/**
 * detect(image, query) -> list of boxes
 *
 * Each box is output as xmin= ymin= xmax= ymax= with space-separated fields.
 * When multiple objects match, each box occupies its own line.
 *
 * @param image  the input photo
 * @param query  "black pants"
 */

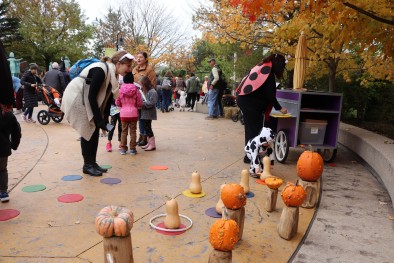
xmin=108 ymin=113 xmax=121 ymax=141
xmin=24 ymin=107 xmax=34 ymax=119
xmin=0 ymin=156 xmax=8 ymax=192
xmin=236 ymin=95 xmax=267 ymax=145
xmin=80 ymin=127 xmax=100 ymax=165
xmin=143 ymin=120 xmax=154 ymax=137
xmin=188 ymin=92 xmax=198 ymax=109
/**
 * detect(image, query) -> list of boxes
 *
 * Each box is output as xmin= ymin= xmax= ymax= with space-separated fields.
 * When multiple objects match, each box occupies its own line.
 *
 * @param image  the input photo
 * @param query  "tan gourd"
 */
xmin=239 ymin=169 xmax=250 ymax=193
xmin=260 ymin=156 xmax=273 ymax=180
xmin=215 ymin=183 xmax=226 ymax=214
xmin=164 ymin=198 xmax=181 ymax=229
xmin=189 ymin=171 xmax=202 ymax=194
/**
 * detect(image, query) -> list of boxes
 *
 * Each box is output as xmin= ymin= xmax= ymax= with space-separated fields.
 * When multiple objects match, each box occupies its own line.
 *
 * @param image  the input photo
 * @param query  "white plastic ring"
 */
xmin=149 ymin=213 xmax=193 ymax=232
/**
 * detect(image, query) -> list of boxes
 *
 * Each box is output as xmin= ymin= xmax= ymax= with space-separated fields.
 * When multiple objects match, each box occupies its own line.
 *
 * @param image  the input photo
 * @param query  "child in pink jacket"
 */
xmin=115 ymin=72 xmax=143 ymax=155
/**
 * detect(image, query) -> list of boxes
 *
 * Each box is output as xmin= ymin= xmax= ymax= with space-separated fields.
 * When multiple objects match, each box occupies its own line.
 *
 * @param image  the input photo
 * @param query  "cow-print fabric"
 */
xmin=244 ymin=127 xmax=275 ymax=174
xmin=236 ymin=61 xmax=272 ymax=96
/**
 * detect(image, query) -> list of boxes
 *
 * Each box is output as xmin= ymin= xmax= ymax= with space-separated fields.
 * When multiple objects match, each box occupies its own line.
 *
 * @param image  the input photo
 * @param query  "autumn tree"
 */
xmin=0 ymin=1 xmax=20 ymax=44
xmin=6 ymin=0 xmax=94 ymax=69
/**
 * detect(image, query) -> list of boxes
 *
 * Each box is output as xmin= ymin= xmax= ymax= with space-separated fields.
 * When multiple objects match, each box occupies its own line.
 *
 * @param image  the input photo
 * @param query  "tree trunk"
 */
xmin=103 ymin=235 xmax=134 ymax=263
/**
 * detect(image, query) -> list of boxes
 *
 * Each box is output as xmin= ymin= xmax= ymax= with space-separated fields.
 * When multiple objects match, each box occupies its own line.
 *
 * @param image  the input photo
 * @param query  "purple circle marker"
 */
xmin=205 ymin=207 xmax=222 ymax=218
xmin=62 ymin=175 xmax=83 ymax=181
xmin=100 ymin=178 xmax=121 ymax=185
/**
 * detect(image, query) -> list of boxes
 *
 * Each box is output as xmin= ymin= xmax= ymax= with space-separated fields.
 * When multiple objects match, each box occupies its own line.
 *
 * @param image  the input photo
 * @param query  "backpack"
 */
xmin=69 ymin=58 xmax=100 ymax=79
xmin=162 ymin=78 xmax=172 ymax=90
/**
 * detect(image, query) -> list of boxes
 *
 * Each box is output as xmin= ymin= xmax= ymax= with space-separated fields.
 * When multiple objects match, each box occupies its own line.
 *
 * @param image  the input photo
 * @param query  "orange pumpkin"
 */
xmin=209 ymin=208 xmax=239 ymax=251
xmin=221 ymin=183 xmax=247 ymax=209
xmin=281 ymin=183 xmax=307 ymax=207
xmin=297 ymin=149 xmax=324 ymax=182
xmin=95 ymin=205 xmax=134 ymax=237
xmin=265 ymin=177 xmax=283 ymax=189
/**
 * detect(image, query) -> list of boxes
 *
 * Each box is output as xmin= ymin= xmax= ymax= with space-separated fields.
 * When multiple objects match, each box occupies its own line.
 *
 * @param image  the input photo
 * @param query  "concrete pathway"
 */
xmin=1 ymin=104 xmax=393 ymax=263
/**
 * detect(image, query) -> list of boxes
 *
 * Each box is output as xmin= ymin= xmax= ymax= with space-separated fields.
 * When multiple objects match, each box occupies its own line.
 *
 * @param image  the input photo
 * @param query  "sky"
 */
xmin=76 ymin=0 xmax=200 ymax=38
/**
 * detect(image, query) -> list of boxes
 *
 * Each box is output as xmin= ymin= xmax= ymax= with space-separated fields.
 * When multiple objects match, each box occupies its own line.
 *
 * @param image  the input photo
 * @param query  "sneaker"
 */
xmin=21 ymin=114 xmax=27 ymax=122
xmin=106 ymin=142 xmax=112 ymax=152
xmin=205 ymin=116 xmax=215 ymax=120
xmin=0 ymin=192 xmax=10 ymax=202
xmin=120 ymin=149 xmax=127 ymax=155
xmin=28 ymin=118 xmax=36 ymax=123
xmin=129 ymin=149 xmax=137 ymax=155
xmin=118 ymin=144 xmax=123 ymax=150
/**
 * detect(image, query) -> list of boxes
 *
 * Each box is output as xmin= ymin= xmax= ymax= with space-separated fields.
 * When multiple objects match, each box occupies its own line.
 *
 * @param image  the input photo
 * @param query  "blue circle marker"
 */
xmin=62 ymin=175 xmax=83 ymax=181
xmin=246 ymin=191 xmax=255 ymax=198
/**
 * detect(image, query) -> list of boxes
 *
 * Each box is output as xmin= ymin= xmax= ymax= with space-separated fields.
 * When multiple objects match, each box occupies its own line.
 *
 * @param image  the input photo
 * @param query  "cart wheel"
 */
xmin=51 ymin=114 xmax=64 ymax=123
xmin=37 ymin=110 xmax=50 ymax=125
xmin=317 ymin=148 xmax=337 ymax=163
xmin=231 ymin=112 xmax=239 ymax=122
xmin=274 ymin=129 xmax=289 ymax=163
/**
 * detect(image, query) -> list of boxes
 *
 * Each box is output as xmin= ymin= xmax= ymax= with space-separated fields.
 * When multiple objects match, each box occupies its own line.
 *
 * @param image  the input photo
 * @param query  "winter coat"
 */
xmin=43 ymin=69 xmax=66 ymax=94
xmin=132 ymin=63 xmax=157 ymax=87
xmin=115 ymin=84 xmax=143 ymax=119
xmin=21 ymin=70 xmax=42 ymax=108
xmin=175 ymin=78 xmax=186 ymax=92
xmin=61 ymin=62 xmax=118 ymax=141
xmin=0 ymin=111 xmax=21 ymax=157
xmin=186 ymin=76 xmax=201 ymax=94
xmin=141 ymin=89 xmax=158 ymax=120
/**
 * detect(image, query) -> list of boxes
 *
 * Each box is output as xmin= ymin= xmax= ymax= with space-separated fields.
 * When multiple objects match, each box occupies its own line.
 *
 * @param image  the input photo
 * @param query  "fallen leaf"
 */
xmin=388 ymin=216 xmax=394 ymax=220
xmin=379 ymin=201 xmax=388 ymax=205
xmin=48 ymin=222 xmax=53 ymax=227
xmin=75 ymin=221 xmax=80 ymax=224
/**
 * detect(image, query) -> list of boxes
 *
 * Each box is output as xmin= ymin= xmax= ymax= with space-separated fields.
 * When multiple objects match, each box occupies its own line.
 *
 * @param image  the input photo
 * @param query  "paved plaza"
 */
xmin=1 ymin=104 xmax=393 ymax=263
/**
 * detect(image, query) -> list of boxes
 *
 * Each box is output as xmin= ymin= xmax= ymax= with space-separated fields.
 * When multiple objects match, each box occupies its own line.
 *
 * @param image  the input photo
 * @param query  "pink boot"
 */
xmin=145 ymin=137 xmax=156 ymax=151
xmin=141 ymin=137 xmax=151 ymax=149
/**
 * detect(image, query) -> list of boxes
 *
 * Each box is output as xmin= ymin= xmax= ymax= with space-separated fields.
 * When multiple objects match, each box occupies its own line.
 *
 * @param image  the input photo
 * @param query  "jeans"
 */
xmin=138 ymin=110 xmax=146 ymax=136
xmin=162 ymin=89 xmax=172 ymax=111
xmin=208 ymin=89 xmax=220 ymax=117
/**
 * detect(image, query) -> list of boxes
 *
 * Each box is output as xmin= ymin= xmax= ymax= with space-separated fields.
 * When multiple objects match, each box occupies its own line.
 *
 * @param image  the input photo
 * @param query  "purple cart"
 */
xmin=268 ymin=89 xmax=343 ymax=163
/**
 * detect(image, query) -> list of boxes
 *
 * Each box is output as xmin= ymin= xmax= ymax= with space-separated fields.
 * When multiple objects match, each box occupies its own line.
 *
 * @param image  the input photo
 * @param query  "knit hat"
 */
xmin=30 ymin=63 xmax=38 ymax=70
xmin=123 ymin=72 xmax=134 ymax=84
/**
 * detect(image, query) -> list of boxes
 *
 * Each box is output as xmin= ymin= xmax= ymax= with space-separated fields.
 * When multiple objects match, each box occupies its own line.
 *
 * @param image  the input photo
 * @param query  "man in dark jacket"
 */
xmin=0 ymin=104 xmax=21 ymax=202
xmin=44 ymin=62 xmax=66 ymax=94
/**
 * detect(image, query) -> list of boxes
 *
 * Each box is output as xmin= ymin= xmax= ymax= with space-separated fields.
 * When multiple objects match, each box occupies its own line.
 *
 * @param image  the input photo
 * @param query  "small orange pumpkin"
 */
xmin=209 ymin=208 xmax=239 ymax=251
xmin=95 ymin=205 xmax=134 ymax=237
xmin=221 ymin=183 xmax=247 ymax=209
xmin=281 ymin=183 xmax=307 ymax=207
xmin=297 ymin=148 xmax=324 ymax=182
xmin=265 ymin=177 xmax=283 ymax=189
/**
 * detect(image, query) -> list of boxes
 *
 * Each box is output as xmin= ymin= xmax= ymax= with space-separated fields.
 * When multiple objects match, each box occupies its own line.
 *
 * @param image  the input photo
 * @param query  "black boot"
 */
xmin=93 ymin=163 xmax=108 ymax=173
xmin=83 ymin=164 xmax=103 ymax=176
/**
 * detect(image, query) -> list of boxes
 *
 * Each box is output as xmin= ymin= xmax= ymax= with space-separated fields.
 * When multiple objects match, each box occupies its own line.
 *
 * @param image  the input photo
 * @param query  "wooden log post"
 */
xmin=298 ymin=179 xmax=319 ymax=208
xmin=225 ymin=207 xmax=245 ymax=240
xmin=277 ymin=206 xmax=299 ymax=240
xmin=103 ymin=234 xmax=134 ymax=263
xmin=208 ymin=249 xmax=232 ymax=263
xmin=265 ymin=188 xmax=278 ymax=212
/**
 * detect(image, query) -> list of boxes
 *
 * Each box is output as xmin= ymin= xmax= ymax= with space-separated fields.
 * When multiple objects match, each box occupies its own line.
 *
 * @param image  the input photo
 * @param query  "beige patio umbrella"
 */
xmin=293 ymin=31 xmax=307 ymax=90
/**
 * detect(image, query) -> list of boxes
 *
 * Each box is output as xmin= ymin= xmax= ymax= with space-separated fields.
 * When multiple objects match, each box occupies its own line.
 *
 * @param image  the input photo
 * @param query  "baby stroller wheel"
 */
xmin=232 ymin=112 xmax=239 ymax=122
xmin=51 ymin=113 xmax=64 ymax=123
xmin=37 ymin=110 xmax=50 ymax=125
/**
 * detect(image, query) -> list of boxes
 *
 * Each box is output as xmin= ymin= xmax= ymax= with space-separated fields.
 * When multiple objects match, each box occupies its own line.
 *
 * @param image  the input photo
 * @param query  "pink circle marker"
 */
xmin=150 ymin=166 xmax=168 ymax=170
xmin=0 ymin=209 xmax=20 ymax=221
xmin=155 ymin=222 xmax=186 ymax=235
xmin=57 ymin=194 xmax=84 ymax=203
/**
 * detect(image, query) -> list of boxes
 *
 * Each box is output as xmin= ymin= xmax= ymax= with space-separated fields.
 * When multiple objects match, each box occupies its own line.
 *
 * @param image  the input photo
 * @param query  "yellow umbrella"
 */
xmin=293 ymin=31 xmax=307 ymax=90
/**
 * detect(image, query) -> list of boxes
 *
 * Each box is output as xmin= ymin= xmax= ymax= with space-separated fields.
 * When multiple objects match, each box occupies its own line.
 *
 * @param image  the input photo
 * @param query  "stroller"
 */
xmin=36 ymin=84 xmax=64 ymax=125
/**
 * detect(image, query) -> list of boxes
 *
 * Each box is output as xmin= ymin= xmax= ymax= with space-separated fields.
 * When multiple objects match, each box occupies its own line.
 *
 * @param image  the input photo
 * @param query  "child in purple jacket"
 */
xmin=115 ymin=72 xmax=143 ymax=155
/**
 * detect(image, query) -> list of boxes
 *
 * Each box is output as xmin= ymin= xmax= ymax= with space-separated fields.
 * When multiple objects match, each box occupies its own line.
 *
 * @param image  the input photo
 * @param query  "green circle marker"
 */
xmin=22 ymin=185 xmax=46 ymax=193
xmin=100 ymin=165 xmax=112 ymax=169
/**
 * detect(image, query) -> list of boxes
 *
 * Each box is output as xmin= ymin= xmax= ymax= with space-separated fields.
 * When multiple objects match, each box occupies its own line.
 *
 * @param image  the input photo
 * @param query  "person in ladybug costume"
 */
xmin=236 ymin=53 xmax=288 ymax=163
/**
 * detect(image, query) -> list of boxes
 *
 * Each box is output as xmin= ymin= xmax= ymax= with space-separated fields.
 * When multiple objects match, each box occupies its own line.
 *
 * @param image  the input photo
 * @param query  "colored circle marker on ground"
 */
xmin=57 ymin=194 xmax=84 ymax=203
xmin=100 ymin=165 xmax=112 ymax=169
xmin=150 ymin=165 xmax=168 ymax=170
xmin=100 ymin=178 xmax=121 ymax=185
xmin=328 ymin=163 xmax=337 ymax=167
xmin=246 ymin=191 xmax=255 ymax=198
xmin=255 ymin=179 xmax=266 ymax=185
xmin=182 ymin=189 xmax=206 ymax=198
xmin=155 ymin=222 xmax=187 ymax=236
xmin=205 ymin=207 xmax=222 ymax=218
xmin=62 ymin=175 xmax=83 ymax=181
xmin=22 ymin=184 xmax=46 ymax=192
xmin=0 ymin=209 xmax=20 ymax=221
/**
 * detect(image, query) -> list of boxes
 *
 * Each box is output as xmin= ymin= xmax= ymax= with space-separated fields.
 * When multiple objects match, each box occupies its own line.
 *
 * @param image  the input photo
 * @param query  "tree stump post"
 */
xmin=265 ymin=188 xmax=278 ymax=212
xmin=225 ymin=207 xmax=245 ymax=240
xmin=208 ymin=249 xmax=232 ymax=263
xmin=103 ymin=234 xmax=134 ymax=263
xmin=298 ymin=179 xmax=319 ymax=208
xmin=277 ymin=206 xmax=299 ymax=240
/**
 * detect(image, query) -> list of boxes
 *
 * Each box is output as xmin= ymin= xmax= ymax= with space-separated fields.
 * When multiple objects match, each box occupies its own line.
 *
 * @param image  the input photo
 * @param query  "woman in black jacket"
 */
xmin=236 ymin=54 xmax=288 ymax=163
xmin=20 ymin=63 xmax=42 ymax=123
